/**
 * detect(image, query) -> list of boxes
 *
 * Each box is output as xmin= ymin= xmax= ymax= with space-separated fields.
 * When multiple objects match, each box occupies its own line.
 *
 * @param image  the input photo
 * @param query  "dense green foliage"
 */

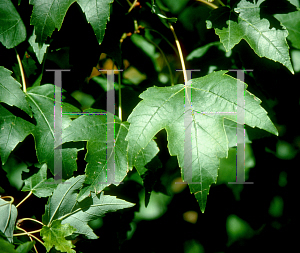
xmin=0 ymin=0 xmax=299 ymax=252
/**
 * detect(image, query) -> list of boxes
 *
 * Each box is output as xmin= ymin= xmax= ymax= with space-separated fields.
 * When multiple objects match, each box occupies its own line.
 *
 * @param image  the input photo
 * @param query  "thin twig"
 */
xmin=14 ymin=229 xmax=42 ymax=236
xmin=118 ymin=71 xmax=122 ymax=121
xmin=15 ymin=226 xmax=41 ymax=253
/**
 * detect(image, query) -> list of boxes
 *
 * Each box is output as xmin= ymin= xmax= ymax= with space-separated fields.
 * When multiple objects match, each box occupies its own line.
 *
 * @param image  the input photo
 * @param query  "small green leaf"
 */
xmin=40 ymin=220 xmax=76 ymax=253
xmin=61 ymin=192 xmax=135 ymax=239
xmin=15 ymin=241 xmax=35 ymax=253
xmin=0 ymin=238 xmax=17 ymax=253
xmin=21 ymin=164 xmax=58 ymax=198
xmin=0 ymin=105 xmax=34 ymax=165
xmin=0 ymin=198 xmax=18 ymax=243
xmin=186 ymin=42 xmax=229 ymax=61
xmin=0 ymin=0 xmax=26 ymax=48
xmin=29 ymin=29 xmax=50 ymax=64
xmin=0 ymin=67 xmax=32 ymax=117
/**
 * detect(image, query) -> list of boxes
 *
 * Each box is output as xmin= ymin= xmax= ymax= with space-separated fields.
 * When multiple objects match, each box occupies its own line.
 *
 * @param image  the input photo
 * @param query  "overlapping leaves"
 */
xmin=0 ymin=198 xmax=17 ymax=243
xmin=61 ymin=111 xmax=159 ymax=201
xmin=26 ymin=84 xmax=81 ymax=176
xmin=206 ymin=0 xmax=294 ymax=73
xmin=42 ymin=175 xmax=135 ymax=240
xmin=21 ymin=164 xmax=58 ymax=198
xmin=30 ymin=0 xmax=114 ymax=44
xmin=126 ymin=70 xmax=278 ymax=212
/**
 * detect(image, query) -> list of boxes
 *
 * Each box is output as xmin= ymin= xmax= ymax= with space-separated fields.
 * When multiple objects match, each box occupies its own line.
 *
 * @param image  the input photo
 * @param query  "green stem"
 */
xmin=17 ymin=217 xmax=45 ymax=226
xmin=14 ymin=229 xmax=42 ymax=236
xmin=143 ymin=36 xmax=174 ymax=86
xmin=16 ymin=191 xmax=32 ymax=208
xmin=0 ymin=196 xmax=14 ymax=204
xmin=118 ymin=70 xmax=122 ymax=121
xmin=128 ymin=0 xmax=138 ymax=13
xmin=15 ymin=49 xmax=27 ymax=92
xmin=16 ymin=226 xmax=44 ymax=252
xmin=216 ymin=0 xmax=225 ymax=6
xmin=196 ymin=0 xmax=218 ymax=9
xmin=144 ymin=28 xmax=179 ymax=57
xmin=168 ymin=23 xmax=187 ymax=83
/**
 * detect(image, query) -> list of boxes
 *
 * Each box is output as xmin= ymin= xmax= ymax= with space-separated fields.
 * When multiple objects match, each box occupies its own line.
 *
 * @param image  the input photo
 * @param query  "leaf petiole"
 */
xmin=16 ymin=191 xmax=32 ymax=208
xmin=15 ymin=49 xmax=27 ymax=93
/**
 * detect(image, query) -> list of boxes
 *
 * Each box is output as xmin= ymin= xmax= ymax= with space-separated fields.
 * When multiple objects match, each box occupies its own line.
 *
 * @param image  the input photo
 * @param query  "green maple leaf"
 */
xmin=0 ymin=105 xmax=34 ymax=165
xmin=30 ymin=0 xmax=114 ymax=44
xmin=40 ymin=220 xmax=76 ymax=253
xmin=77 ymin=0 xmax=114 ymax=44
xmin=61 ymin=110 xmax=159 ymax=201
xmin=26 ymin=84 xmax=81 ymax=177
xmin=275 ymin=10 xmax=300 ymax=49
xmin=21 ymin=164 xmax=58 ymax=198
xmin=206 ymin=0 xmax=294 ymax=73
xmin=0 ymin=198 xmax=17 ymax=243
xmin=0 ymin=67 xmax=32 ymax=117
xmin=42 ymin=175 xmax=135 ymax=239
xmin=125 ymin=70 xmax=278 ymax=213
xmin=29 ymin=29 xmax=50 ymax=64
xmin=0 ymin=0 xmax=26 ymax=48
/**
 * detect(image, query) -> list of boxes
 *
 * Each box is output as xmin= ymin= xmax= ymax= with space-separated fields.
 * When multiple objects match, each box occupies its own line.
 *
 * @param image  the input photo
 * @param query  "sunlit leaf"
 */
xmin=40 ymin=220 xmax=76 ymax=253
xmin=126 ymin=70 xmax=278 ymax=212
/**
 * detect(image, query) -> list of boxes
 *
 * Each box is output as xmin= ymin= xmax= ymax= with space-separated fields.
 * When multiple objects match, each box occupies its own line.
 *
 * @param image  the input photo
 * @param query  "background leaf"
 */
xmin=15 ymin=241 xmax=35 ymax=253
xmin=0 ymin=198 xmax=17 ymax=243
xmin=21 ymin=164 xmax=58 ymax=198
xmin=0 ymin=105 xmax=34 ymax=165
xmin=29 ymin=29 xmax=50 ymax=64
xmin=0 ymin=238 xmax=17 ymax=253
xmin=0 ymin=0 xmax=26 ymax=48
xmin=0 ymin=67 xmax=32 ymax=117
xmin=275 ymin=11 xmax=300 ymax=49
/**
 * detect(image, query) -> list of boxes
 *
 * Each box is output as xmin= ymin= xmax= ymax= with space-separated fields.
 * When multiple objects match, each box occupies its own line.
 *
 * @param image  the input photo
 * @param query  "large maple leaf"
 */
xmin=126 ymin=70 xmax=278 ymax=213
